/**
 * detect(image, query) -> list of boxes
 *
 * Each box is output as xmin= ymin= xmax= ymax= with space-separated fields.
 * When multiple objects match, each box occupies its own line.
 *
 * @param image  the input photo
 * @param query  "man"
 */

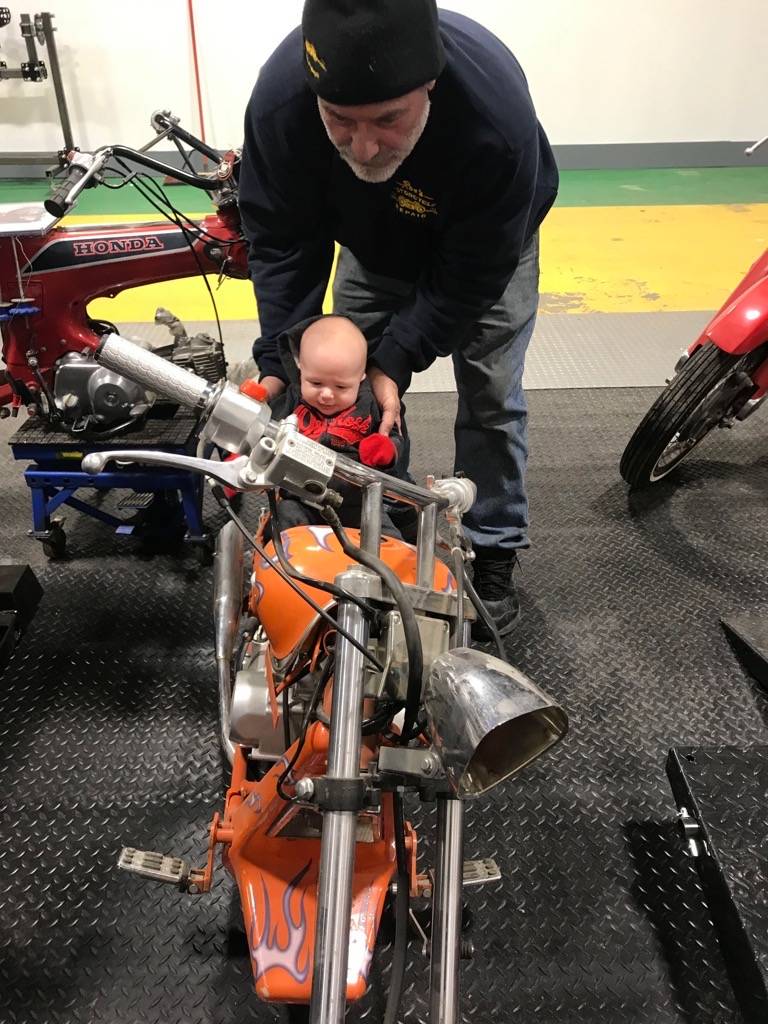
xmin=239 ymin=0 xmax=558 ymax=641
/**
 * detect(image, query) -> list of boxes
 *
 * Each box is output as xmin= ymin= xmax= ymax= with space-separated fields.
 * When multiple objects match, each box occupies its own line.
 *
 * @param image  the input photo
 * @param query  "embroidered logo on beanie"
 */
xmin=304 ymin=39 xmax=327 ymax=80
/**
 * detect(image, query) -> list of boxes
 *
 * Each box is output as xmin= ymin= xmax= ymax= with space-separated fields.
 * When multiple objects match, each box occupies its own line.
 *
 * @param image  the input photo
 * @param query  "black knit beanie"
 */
xmin=301 ymin=0 xmax=446 ymax=105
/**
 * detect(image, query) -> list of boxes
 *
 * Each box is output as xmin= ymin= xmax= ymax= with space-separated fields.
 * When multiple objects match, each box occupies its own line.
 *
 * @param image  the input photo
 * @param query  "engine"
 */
xmin=53 ymin=352 xmax=155 ymax=430
xmin=51 ymin=308 xmax=227 ymax=434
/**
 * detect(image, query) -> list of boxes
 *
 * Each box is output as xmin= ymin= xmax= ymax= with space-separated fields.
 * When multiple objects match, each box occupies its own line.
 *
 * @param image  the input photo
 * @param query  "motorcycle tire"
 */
xmin=619 ymin=340 xmax=766 ymax=488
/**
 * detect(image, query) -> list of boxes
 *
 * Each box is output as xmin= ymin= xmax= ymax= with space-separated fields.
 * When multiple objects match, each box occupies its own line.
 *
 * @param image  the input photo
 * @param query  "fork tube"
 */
xmin=430 ymin=795 xmax=465 ymax=1024
xmin=417 ymin=503 xmax=438 ymax=587
xmin=360 ymin=481 xmax=383 ymax=555
xmin=310 ymin=571 xmax=370 ymax=1024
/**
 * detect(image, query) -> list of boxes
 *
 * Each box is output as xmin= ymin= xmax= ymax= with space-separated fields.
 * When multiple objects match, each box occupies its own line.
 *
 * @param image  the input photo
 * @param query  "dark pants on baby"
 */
xmin=332 ymin=235 xmax=540 ymax=552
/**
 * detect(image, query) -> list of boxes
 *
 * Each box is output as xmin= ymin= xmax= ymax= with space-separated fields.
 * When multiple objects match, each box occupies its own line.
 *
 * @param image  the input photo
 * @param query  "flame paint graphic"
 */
xmin=250 ymin=861 xmax=313 ymax=985
xmin=442 ymin=571 xmax=456 ymax=594
xmin=347 ymin=884 xmax=378 ymax=986
xmin=279 ymin=531 xmax=293 ymax=561
xmin=307 ymin=525 xmax=335 ymax=552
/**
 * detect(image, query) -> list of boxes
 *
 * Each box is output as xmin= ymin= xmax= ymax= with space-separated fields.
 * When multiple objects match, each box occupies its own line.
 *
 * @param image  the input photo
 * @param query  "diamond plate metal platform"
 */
xmin=667 ymin=748 xmax=768 ymax=1024
xmin=1 ymin=387 xmax=767 ymax=1023
xmin=8 ymin=403 xmax=199 ymax=451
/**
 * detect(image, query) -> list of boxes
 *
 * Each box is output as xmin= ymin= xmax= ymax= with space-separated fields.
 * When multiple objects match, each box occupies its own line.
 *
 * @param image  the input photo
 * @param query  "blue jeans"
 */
xmin=332 ymin=235 xmax=540 ymax=551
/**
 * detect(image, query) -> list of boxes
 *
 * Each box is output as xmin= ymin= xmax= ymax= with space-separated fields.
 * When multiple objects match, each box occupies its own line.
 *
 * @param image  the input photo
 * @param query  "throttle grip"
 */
xmin=97 ymin=333 xmax=213 ymax=410
xmin=44 ymin=164 xmax=89 ymax=218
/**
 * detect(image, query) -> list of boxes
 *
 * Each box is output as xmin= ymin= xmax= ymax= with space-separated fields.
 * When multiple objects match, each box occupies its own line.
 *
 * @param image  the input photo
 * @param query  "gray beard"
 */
xmin=320 ymin=99 xmax=431 ymax=184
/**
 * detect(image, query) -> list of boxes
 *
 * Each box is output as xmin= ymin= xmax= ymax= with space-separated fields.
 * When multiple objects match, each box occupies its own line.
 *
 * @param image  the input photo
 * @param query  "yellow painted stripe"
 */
xmin=63 ymin=205 xmax=768 ymax=321
xmin=540 ymin=202 xmax=768 ymax=313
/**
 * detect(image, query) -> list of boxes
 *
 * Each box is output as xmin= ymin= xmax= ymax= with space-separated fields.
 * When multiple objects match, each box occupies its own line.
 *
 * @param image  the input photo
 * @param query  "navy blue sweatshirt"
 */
xmin=239 ymin=10 xmax=558 ymax=394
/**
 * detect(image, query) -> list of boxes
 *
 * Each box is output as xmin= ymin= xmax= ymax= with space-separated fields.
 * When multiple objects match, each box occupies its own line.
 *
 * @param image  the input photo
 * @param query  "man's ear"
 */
xmin=426 ymin=79 xmax=436 ymax=93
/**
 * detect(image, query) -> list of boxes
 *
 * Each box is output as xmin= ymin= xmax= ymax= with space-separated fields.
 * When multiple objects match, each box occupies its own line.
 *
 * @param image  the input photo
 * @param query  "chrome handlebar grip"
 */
xmin=98 ymin=333 xmax=214 ymax=412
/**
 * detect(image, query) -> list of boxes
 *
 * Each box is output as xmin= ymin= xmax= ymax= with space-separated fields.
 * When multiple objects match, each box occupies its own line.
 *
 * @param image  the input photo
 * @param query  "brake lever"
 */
xmin=82 ymin=450 xmax=248 ymax=489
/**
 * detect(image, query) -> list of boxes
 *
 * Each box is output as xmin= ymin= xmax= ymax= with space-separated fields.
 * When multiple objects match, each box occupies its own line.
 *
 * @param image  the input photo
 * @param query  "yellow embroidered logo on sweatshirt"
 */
xmin=392 ymin=180 xmax=438 ymax=219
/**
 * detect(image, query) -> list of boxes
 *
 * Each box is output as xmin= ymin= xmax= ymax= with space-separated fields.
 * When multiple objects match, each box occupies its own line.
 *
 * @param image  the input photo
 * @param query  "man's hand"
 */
xmin=368 ymin=366 xmax=401 ymax=435
xmin=259 ymin=375 xmax=287 ymax=400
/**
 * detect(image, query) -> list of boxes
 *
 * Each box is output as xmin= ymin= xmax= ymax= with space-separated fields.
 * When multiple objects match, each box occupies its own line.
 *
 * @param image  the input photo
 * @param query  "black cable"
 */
xmin=461 ymin=564 xmax=505 ymax=661
xmin=101 ymin=175 xmax=136 ymax=190
xmin=172 ymin=134 xmax=199 ymax=175
xmin=267 ymin=491 xmax=377 ymax=618
xmin=282 ymin=683 xmax=292 ymax=753
xmin=121 ymin=160 xmax=239 ymax=248
xmin=276 ymin=657 xmax=332 ymax=802
xmin=133 ymin=171 xmax=224 ymax=347
xmin=313 ymin=697 xmax=404 ymax=735
xmin=362 ymin=699 xmax=405 ymax=736
xmin=132 ymin=169 xmax=235 ymax=244
xmin=209 ymin=485 xmax=382 ymax=671
xmin=384 ymin=788 xmax=409 ymax=1024
xmin=113 ymin=158 xmax=224 ymax=345
xmin=321 ymin=506 xmax=423 ymax=744
xmin=69 ymin=415 xmax=143 ymax=439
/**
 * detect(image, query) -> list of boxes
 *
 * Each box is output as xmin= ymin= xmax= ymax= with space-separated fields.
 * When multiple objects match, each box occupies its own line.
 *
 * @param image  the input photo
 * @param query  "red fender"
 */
xmin=700 ymin=276 xmax=768 ymax=356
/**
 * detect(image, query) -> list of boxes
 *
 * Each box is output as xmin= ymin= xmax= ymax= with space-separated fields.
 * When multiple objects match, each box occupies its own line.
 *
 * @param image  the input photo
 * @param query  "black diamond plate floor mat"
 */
xmin=2 ymin=387 xmax=767 ymax=1024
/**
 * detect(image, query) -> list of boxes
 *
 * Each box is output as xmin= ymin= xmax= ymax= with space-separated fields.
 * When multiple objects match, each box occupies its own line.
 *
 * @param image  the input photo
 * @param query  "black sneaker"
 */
xmin=471 ymin=550 xmax=521 ymax=642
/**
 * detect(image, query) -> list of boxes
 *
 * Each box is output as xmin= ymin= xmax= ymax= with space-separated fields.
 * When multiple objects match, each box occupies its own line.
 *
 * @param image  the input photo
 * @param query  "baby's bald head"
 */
xmin=298 ymin=316 xmax=368 ymax=415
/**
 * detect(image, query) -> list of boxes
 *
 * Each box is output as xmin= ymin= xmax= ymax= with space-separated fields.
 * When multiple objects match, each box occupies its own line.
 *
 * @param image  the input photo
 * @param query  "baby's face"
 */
xmin=299 ymin=332 xmax=366 ymax=416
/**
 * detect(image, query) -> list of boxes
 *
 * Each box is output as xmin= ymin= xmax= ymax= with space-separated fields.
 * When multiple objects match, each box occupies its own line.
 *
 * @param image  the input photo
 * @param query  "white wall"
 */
xmin=2 ymin=0 xmax=767 ymax=155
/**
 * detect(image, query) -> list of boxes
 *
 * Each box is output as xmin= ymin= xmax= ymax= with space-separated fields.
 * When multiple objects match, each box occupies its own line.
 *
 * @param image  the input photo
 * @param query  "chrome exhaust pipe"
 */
xmin=424 ymin=648 xmax=568 ymax=797
xmin=213 ymin=520 xmax=245 ymax=764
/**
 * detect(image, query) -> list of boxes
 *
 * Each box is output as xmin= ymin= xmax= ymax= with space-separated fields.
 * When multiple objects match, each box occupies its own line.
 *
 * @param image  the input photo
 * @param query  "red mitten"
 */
xmin=359 ymin=433 xmax=397 ymax=468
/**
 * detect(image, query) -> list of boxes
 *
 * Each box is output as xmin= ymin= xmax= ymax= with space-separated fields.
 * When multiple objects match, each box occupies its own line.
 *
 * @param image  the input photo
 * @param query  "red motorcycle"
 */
xmin=0 ymin=111 xmax=248 ymax=434
xmin=620 ymin=134 xmax=768 ymax=487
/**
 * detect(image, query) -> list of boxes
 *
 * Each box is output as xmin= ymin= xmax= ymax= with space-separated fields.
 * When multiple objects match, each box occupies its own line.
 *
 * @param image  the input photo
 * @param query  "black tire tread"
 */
xmin=620 ymin=342 xmax=749 ymax=488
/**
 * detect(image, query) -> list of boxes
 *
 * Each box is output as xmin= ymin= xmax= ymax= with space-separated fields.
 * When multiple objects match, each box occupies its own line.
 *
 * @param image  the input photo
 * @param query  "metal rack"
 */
xmin=1 ymin=10 xmax=74 ymax=171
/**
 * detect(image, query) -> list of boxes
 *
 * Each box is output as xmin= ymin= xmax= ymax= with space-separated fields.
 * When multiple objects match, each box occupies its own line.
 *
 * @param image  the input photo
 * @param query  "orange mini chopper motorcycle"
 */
xmin=81 ymin=333 xmax=569 ymax=1023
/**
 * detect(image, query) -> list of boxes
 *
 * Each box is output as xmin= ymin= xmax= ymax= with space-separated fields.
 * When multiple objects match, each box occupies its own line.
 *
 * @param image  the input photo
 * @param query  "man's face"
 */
xmin=317 ymin=83 xmax=434 ymax=184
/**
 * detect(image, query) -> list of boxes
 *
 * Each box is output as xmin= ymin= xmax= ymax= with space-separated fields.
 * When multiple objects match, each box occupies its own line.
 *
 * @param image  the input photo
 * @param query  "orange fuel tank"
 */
xmin=249 ymin=525 xmax=456 ymax=661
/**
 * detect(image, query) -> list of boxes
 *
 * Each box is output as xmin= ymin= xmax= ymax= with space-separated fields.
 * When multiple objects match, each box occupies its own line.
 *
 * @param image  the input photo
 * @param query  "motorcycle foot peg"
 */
xmin=118 ymin=847 xmax=195 ymax=891
xmin=117 ymin=491 xmax=155 ymax=511
xmin=460 ymin=858 xmax=501 ymax=888
xmin=417 ymin=857 xmax=501 ymax=899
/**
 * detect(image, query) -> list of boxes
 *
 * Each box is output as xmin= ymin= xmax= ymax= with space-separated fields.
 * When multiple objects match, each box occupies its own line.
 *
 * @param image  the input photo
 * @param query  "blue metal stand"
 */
xmin=9 ymin=409 xmax=210 ymax=558
xmin=24 ymin=467 xmax=206 ymax=539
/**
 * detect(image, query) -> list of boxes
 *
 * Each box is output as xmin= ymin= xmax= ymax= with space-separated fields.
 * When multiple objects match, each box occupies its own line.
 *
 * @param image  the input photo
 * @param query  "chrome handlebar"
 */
xmin=85 ymin=333 xmax=476 ymax=514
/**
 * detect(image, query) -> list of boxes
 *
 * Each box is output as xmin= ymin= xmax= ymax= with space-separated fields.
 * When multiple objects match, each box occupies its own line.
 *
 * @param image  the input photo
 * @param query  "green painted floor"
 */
xmin=1 ymin=166 xmax=767 ymax=212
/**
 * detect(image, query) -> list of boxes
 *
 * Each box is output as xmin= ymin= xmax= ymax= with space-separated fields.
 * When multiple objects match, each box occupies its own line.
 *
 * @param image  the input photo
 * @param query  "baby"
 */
xmin=267 ymin=314 xmax=403 ymax=531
